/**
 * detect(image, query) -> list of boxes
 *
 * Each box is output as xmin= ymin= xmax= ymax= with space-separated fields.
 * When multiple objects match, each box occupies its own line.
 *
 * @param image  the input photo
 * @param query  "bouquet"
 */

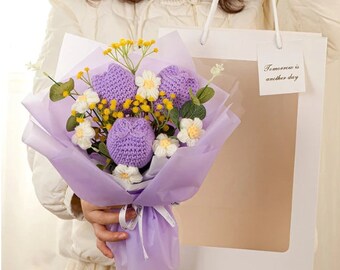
xmin=22 ymin=31 xmax=240 ymax=270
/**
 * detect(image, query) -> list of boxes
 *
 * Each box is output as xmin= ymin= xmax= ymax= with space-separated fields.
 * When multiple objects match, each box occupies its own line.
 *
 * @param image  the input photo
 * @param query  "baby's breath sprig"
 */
xmin=157 ymin=94 xmax=176 ymax=131
xmin=133 ymin=39 xmax=158 ymax=74
xmin=116 ymin=92 xmax=176 ymax=136
xmin=91 ymin=98 xmax=119 ymax=134
xmin=104 ymin=39 xmax=135 ymax=72
xmin=76 ymin=67 xmax=93 ymax=87
xmin=103 ymin=38 xmax=159 ymax=75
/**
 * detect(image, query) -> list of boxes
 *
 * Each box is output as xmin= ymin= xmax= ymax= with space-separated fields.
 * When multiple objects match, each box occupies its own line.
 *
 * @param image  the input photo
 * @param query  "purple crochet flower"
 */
xmin=107 ymin=117 xmax=155 ymax=168
xmin=91 ymin=63 xmax=137 ymax=105
xmin=158 ymin=65 xmax=200 ymax=107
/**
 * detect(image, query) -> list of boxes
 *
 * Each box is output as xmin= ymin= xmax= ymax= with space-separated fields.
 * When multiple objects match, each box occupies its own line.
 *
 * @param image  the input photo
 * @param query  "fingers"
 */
xmin=85 ymin=208 xmax=137 ymax=225
xmin=85 ymin=210 xmax=119 ymax=224
xmin=96 ymin=239 xmax=114 ymax=259
xmin=81 ymin=199 xmax=123 ymax=212
xmin=80 ymin=200 xmax=136 ymax=257
xmin=93 ymin=223 xmax=129 ymax=242
xmin=80 ymin=199 xmax=123 ymax=211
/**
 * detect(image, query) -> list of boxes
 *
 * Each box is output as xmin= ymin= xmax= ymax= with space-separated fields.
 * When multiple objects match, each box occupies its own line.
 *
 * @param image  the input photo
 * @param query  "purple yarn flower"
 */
xmin=107 ymin=117 xmax=155 ymax=168
xmin=91 ymin=63 xmax=137 ymax=105
xmin=158 ymin=65 xmax=200 ymax=107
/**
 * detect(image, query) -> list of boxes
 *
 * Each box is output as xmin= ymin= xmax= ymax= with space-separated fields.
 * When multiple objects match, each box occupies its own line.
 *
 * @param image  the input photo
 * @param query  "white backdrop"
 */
xmin=1 ymin=1 xmax=66 ymax=269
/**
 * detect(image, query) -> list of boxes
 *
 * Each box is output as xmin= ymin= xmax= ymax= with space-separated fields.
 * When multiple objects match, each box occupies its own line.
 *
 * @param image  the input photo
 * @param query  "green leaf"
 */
xmin=66 ymin=115 xmax=78 ymax=131
xmin=191 ymin=104 xmax=206 ymax=120
xmin=169 ymin=107 xmax=180 ymax=129
xmin=196 ymin=86 xmax=215 ymax=104
xmin=180 ymin=100 xmax=194 ymax=118
xmin=189 ymin=88 xmax=201 ymax=106
xmin=49 ymin=78 xmax=74 ymax=102
xmin=98 ymin=142 xmax=110 ymax=158
xmin=96 ymin=164 xmax=105 ymax=170
xmin=180 ymin=100 xmax=206 ymax=120
xmin=192 ymin=96 xmax=201 ymax=106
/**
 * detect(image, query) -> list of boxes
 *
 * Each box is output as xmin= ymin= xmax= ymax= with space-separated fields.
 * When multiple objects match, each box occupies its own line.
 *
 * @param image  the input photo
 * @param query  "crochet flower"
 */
xmin=135 ymin=70 xmax=161 ymax=100
xmin=158 ymin=65 xmax=199 ymax=107
xmin=112 ymin=165 xmax=143 ymax=184
xmin=71 ymin=89 xmax=100 ymax=113
xmin=152 ymin=134 xmax=179 ymax=157
xmin=71 ymin=119 xmax=95 ymax=150
xmin=177 ymin=118 xmax=204 ymax=147
xmin=91 ymin=63 xmax=137 ymax=105
xmin=106 ymin=117 xmax=155 ymax=168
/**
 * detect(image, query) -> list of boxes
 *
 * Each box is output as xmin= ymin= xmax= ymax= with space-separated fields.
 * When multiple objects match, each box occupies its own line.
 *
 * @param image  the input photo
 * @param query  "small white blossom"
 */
xmin=152 ymin=134 xmax=179 ymax=157
xmin=177 ymin=118 xmax=204 ymax=147
xmin=112 ymin=165 xmax=143 ymax=184
xmin=71 ymin=89 xmax=100 ymax=113
xmin=135 ymin=70 xmax=161 ymax=100
xmin=71 ymin=119 xmax=95 ymax=150
xmin=210 ymin=64 xmax=224 ymax=78
xmin=26 ymin=61 xmax=41 ymax=71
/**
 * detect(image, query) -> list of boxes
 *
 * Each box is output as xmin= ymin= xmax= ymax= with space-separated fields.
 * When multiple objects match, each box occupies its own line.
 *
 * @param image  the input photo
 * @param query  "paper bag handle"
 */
xmin=271 ymin=0 xmax=282 ymax=49
xmin=200 ymin=0 xmax=219 ymax=45
xmin=200 ymin=0 xmax=283 ymax=49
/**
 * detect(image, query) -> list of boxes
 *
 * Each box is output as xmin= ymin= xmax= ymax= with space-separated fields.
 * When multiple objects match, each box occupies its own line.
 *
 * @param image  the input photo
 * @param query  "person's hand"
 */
xmin=81 ymin=200 xmax=137 ymax=258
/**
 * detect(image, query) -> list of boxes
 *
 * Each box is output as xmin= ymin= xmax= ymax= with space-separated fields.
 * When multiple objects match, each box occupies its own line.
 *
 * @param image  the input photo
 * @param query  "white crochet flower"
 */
xmin=152 ymin=134 xmax=179 ymax=157
xmin=112 ymin=165 xmax=143 ymax=184
xmin=71 ymin=89 xmax=100 ymax=113
xmin=71 ymin=119 xmax=95 ymax=150
xmin=135 ymin=70 xmax=161 ymax=100
xmin=177 ymin=118 xmax=204 ymax=147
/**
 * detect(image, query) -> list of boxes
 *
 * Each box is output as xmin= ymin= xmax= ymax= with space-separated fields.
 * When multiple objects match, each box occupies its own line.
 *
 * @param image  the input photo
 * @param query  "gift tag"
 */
xmin=257 ymin=41 xmax=306 ymax=96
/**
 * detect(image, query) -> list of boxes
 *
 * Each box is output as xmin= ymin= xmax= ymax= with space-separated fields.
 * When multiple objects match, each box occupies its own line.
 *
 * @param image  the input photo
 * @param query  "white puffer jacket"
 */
xmin=30 ymin=0 xmax=272 ymax=268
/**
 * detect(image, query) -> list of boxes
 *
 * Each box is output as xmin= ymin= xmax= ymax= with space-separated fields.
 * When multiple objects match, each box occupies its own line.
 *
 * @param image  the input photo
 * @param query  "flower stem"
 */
xmin=43 ymin=72 xmax=60 ymax=86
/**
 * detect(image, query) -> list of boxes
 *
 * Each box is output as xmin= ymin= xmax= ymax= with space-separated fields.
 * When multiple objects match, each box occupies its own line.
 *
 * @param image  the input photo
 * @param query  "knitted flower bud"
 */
xmin=107 ymin=117 xmax=155 ymax=168
xmin=158 ymin=65 xmax=199 ymax=107
xmin=92 ymin=63 xmax=137 ymax=105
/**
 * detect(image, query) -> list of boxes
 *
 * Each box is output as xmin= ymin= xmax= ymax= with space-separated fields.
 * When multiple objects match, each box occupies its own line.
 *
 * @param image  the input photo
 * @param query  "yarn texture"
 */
xmin=107 ymin=117 xmax=155 ymax=168
xmin=92 ymin=63 xmax=137 ymax=104
xmin=158 ymin=65 xmax=199 ymax=107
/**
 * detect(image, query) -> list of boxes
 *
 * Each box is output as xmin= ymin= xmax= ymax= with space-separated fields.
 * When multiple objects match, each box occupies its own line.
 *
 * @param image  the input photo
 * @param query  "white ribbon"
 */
xmin=118 ymin=205 xmax=176 ymax=259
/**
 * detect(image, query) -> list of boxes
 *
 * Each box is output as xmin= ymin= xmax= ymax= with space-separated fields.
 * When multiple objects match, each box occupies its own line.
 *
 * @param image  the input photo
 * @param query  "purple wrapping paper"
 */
xmin=22 ymin=32 xmax=240 ymax=270
xmin=106 ymin=206 xmax=179 ymax=270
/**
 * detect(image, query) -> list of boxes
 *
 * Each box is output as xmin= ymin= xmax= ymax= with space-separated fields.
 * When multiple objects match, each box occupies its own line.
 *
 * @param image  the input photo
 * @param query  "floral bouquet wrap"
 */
xmin=22 ymin=32 xmax=240 ymax=270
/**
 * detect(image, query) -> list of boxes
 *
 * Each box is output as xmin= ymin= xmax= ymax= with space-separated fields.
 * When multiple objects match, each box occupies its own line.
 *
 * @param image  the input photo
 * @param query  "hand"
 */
xmin=81 ymin=199 xmax=137 ymax=258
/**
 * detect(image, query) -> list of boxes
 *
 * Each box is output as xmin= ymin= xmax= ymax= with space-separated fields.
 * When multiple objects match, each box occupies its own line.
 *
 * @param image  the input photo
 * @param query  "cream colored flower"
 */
xmin=210 ymin=63 xmax=224 ymax=78
xmin=152 ymin=134 xmax=179 ymax=157
xmin=71 ymin=89 xmax=100 ymax=113
xmin=135 ymin=70 xmax=161 ymax=100
xmin=112 ymin=165 xmax=143 ymax=184
xmin=26 ymin=61 xmax=41 ymax=71
xmin=177 ymin=118 xmax=204 ymax=147
xmin=71 ymin=119 xmax=95 ymax=150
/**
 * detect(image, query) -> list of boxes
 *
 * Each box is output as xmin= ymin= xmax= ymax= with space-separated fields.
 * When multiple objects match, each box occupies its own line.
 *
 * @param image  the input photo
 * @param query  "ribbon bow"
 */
xmin=118 ymin=204 xmax=176 ymax=259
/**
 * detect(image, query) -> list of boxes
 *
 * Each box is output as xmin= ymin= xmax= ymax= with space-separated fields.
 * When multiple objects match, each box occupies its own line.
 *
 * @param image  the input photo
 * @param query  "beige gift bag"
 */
xmin=160 ymin=1 xmax=327 ymax=269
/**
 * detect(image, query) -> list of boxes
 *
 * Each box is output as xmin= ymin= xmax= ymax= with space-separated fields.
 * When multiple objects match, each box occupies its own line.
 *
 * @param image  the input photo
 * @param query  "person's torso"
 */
xmin=66 ymin=0 xmax=268 ymax=44
xmin=56 ymin=0 xmax=269 ymax=265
